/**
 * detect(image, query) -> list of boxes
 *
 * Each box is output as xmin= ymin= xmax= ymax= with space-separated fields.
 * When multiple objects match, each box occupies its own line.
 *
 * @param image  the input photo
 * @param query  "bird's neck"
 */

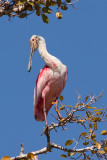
xmin=38 ymin=42 xmax=50 ymax=63
xmin=38 ymin=41 xmax=60 ymax=70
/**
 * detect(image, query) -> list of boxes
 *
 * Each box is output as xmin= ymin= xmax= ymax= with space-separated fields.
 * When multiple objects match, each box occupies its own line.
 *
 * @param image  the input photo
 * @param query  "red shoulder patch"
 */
xmin=36 ymin=65 xmax=49 ymax=85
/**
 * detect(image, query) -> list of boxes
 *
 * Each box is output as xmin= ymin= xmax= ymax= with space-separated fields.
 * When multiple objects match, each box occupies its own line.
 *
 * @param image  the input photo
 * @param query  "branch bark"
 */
xmin=10 ymin=143 xmax=96 ymax=160
xmin=2 ymin=91 xmax=106 ymax=160
xmin=0 ymin=2 xmax=29 ymax=16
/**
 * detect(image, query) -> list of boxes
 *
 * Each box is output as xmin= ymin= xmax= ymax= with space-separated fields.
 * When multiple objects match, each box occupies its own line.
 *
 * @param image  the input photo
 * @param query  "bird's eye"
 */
xmin=32 ymin=39 xmax=35 ymax=41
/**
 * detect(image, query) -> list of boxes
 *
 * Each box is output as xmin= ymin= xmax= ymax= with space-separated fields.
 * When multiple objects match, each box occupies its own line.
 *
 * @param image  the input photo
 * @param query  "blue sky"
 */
xmin=0 ymin=0 xmax=107 ymax=159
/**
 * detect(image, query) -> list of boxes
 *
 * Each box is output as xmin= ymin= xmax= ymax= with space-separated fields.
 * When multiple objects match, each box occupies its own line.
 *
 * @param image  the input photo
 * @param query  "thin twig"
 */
xmin=20 ymin=143 xmax=24 ymax=156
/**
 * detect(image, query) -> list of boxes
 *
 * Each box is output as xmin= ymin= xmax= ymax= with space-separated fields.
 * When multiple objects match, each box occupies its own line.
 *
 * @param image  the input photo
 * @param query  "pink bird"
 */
xmin=28 ymin=35 xmax=67 ymax=127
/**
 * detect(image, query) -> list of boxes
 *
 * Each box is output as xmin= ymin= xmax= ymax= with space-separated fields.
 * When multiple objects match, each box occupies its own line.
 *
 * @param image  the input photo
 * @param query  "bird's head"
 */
xmin=27 ymin=35 xmax=40 ymax=72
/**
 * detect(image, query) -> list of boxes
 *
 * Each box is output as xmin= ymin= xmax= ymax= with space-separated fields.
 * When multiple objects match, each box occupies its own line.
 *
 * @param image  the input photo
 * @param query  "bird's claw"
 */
xmin=41 ymin=124 xmax=50 ymax=136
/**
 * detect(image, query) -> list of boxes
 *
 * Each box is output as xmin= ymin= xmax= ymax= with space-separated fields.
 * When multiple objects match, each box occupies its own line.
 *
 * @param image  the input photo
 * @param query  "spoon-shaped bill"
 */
xmin=27 ymin=47 xmax=34 ymax=72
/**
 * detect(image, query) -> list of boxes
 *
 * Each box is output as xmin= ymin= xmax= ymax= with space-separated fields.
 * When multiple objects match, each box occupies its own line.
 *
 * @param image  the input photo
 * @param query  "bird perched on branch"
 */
xmin=28 ymin=35 xmax=67 ymax=127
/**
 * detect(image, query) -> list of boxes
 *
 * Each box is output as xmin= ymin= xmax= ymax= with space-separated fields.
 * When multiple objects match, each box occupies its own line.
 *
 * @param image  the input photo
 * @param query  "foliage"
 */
xmin=1 ymin=91 xmax=107 ymax=160
xmin=0 ymin=0 xmax=79 ymax=23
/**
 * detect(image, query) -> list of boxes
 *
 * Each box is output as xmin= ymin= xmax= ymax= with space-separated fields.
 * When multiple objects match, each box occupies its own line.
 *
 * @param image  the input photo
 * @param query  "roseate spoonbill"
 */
xmin=27 ymin=35 xmax=67 ymax=126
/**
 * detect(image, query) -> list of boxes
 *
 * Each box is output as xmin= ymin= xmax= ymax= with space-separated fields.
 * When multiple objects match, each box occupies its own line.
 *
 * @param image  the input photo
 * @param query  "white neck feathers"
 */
xmin=38 ymin=37 xmax=65 ymax=72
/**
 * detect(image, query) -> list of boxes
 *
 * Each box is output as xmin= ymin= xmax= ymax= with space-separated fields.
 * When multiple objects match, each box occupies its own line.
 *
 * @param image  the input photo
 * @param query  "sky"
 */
xmin=0 ymin=0 xmax=107 ymax=159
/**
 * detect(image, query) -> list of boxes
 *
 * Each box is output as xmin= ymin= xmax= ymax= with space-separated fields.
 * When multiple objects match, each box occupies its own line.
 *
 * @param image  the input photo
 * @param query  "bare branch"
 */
xmin=48 ymin=91 xmax=104 ymax=132
xmin=2 ymin=91 xmax=107 ymax=160
xmin=11 ymin=146 xmax=48 ymax=160
xmin=10 ymin=142 xmax=96 ymax=160
xmin=20 ymin=143 xmax=24 ymax=156
xmin=51 ymin=142 xmax=95 ymax=153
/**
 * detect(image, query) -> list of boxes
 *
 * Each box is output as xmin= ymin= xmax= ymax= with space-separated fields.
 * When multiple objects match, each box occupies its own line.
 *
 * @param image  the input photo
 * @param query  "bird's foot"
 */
xmin=41 ymin=124 xmax=50 ymax=136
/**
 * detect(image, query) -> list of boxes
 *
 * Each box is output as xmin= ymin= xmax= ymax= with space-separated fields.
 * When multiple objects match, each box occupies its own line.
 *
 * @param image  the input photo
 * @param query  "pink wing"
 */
xmin=34 ymin=65 xmax=67 ymax=122
xmin=34 ymin=65 xmax=54 ymax=121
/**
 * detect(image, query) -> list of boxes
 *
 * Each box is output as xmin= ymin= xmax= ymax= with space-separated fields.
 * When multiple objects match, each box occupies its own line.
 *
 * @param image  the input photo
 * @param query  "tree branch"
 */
xmin=2 ymin=91 xmax=107 ymax=160
xmin=10 ymin=142 xmax=96 ymax=160
xmin=0 ymin=0 xmax=79 ymax=18
xmin=50 ymin=142 xmax=95 ymax=153
xmin=48 ymin=91 xmax=104 ymax=133
xmin=0 ymin=2 xmax=28 ymax=16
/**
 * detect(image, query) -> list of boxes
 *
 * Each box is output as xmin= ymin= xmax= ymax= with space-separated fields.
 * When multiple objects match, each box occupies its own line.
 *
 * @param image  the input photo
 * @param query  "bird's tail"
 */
xmin=34 ymin=108 xmax=45 ymax=121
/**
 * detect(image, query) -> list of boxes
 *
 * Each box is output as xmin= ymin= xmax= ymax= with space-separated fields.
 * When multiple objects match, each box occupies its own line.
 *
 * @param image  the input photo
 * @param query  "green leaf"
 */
xmin=92 ymin=117 xmax=101 ymax=122
xmin=85 ymin=96 xmax=89 ymax=103
xmin=35 ymin=5 xmax=41 ymax=10
xmin=41 ymin=14 xmax=49 ymax=23
xmin=86 ymin=111 xmax=90 ymax=118
xmin=36 ymin=10 xmax=41 ymax=16
xmin=89 ymin=123 xmax=93 ymax=128
xmin=91 ymin=150 xmax=96 ymax=154
xmin=83 ymin=141 xmax=89 ymax=146
xmin=68 ymin=152 xmax=75 ymax=156
xmin=96 ymin=111 xmax=102 ymax=115
xmin=26 ymin=5 xmax=33 ymax=11
xmin=65 ymin=140 xmax=73 ymax=146
xmin=19 ymin=13 xmax=27 ymax=18
xmin=78 ymin=119 xmax=84 ymax=123
xmin=61 ymin=5 xmax=68 ymax=10
xmin=96 ymin=142 xmax=101 ymax=149
xmin=91 ymin=134 xmax=96 ymax=139
xmin=59 ymin=118 xmax=65 ymax=123
xmin=42 ymin=7 xmax=52 ymax=14
xmin=55 ymin=109 xmax=60 ymax=112
xmin=59 ymin=105 xmax=65 ymax=110
xmin=51 ymin=1 xmax=57 ymax=6
xmin=66 ymin=0 xmax=71 ymax=2
xmin=59 ymin=95 xmax=63 ymax=101
xmin=92 ymin=138 xmax=97 ymax=144
xmin=15 ymin=0 xmax=26 ymax=5
xmin=105 ymin=140 xmax=107 ymax=146
xmin=101 ymin=130 xmax=107 ymax=135
xmin=27 ymin=1 xmax=35 ymax=7
xmin=103 ymin=147 xmax=107 ymax=153
xmin=57 ymin=0 xmax=61 ymax=7
xmin=81 ymin=132 xmax=88 ymax=136
xmin=39 ymin=0 xmax=44 ymax=4
xmin=93 ymin=108 xmax=103 ymax=112
xmin=86 ymin=105 xmax=96 ymax=109
xmin=52 ymin=101 xmax=57 ymax=104
xmin=61 ymin=154 xmax=67 ymax=158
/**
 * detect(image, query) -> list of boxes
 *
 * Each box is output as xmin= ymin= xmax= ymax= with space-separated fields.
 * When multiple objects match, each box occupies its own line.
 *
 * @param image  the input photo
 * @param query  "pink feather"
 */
xmin=34 ymin=65 xmax=67 ymax=121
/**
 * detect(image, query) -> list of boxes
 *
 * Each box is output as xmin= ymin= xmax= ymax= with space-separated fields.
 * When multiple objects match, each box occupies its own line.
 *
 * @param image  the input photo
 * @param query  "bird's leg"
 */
xmin=42 ymin=98 xmax=51 ymax=151
xmin=41 ymin=95 xmax=50 ymax=136
xmin=55 ymin=99 xmax=62 ymax=120
xmin=41 ymin=96 xmax=50 ymax=136
xmin=43 ymin=96 xmax=47 ymax=126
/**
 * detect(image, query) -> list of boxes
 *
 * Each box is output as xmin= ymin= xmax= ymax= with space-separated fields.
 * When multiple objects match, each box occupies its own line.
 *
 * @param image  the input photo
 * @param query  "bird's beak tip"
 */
xmin=27 ymin=65 xmax=31 ymax=72
xmin=27 ymin=67 xmax=31 ymax=72
xmin=27 ymin=69 xmax=30 ymax=72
